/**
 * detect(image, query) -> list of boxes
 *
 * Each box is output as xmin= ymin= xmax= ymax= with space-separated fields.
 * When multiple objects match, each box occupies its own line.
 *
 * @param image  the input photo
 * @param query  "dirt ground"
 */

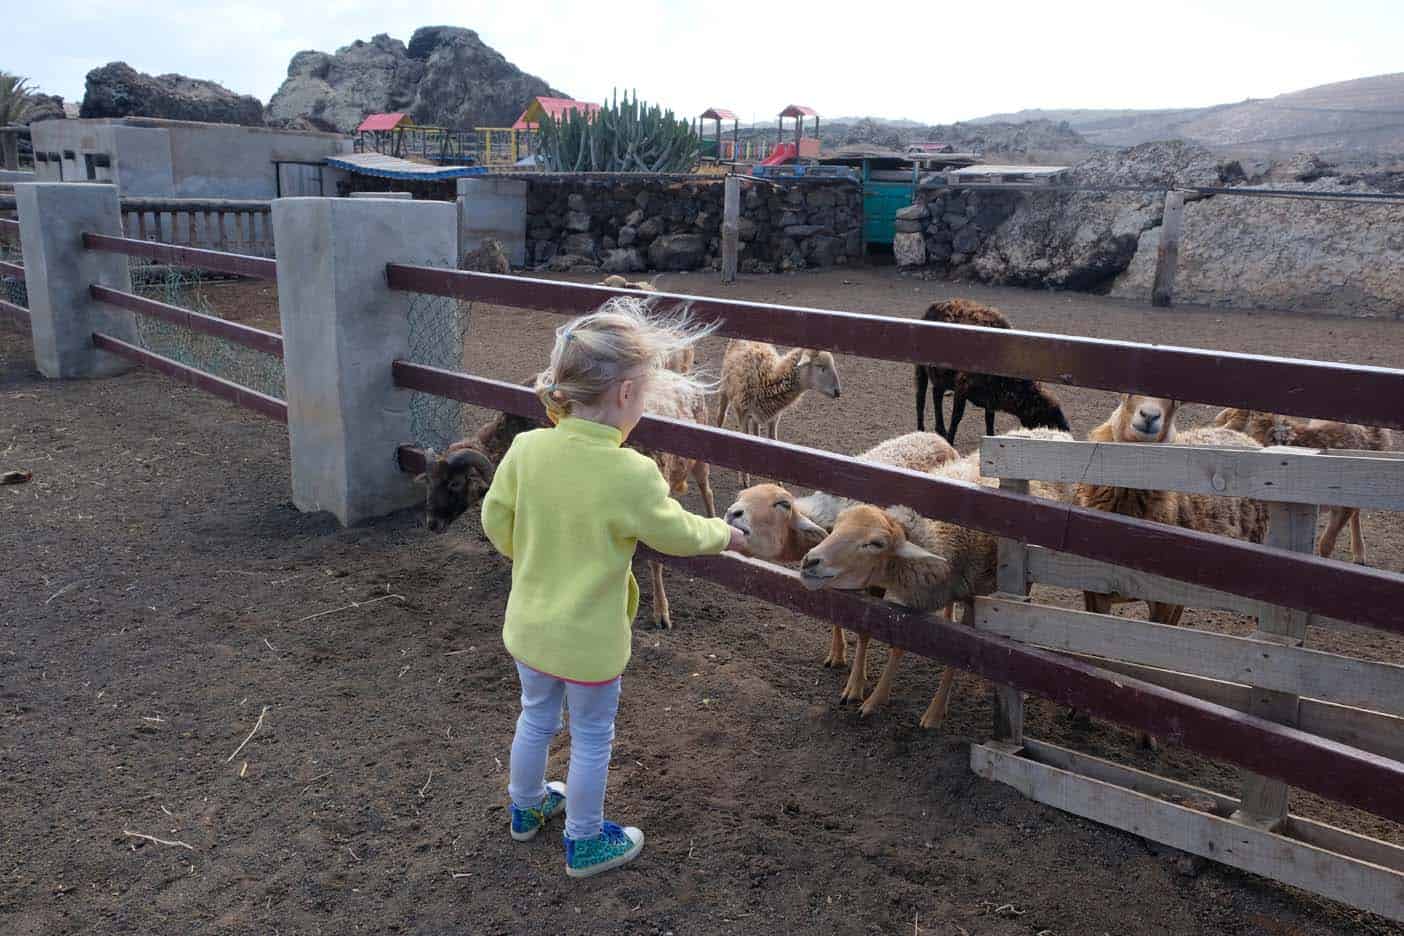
xmin=2 ymin=266 xmax=1402 ymax=936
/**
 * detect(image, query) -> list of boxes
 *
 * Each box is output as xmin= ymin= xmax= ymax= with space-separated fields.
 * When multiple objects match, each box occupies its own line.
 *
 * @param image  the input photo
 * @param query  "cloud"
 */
xmin=7 ymin=0 xmax=1402 ymax=123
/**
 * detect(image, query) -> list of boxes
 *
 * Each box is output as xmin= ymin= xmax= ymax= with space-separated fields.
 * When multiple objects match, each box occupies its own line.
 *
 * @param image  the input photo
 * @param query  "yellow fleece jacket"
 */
xmin=481 ymin=416 xmax=731 ymax=683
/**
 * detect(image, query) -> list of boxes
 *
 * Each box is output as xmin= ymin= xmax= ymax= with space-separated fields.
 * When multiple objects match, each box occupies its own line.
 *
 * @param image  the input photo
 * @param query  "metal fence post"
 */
xmin=14 ymin=182 xmax=139 ymax=378
xmin=271 ymin=196 xmax=457 ymax=525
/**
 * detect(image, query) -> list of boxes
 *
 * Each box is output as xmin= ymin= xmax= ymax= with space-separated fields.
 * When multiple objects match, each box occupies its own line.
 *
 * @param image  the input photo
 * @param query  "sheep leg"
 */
xmin=915 ymin=366 xmax=929 ymax=432
xmin=859 ymin=646 xmax=904 ymax=718
xmin=839 ymin=633 xmax=869 ymax=704
xmin=984 ymin=406 xmax=996 ymax=437
xmin=918 ymin=605 xmax=958 ymax=730
xmin=1149 ymin=602 xmax=1185 ymax=627
xmin=649 ymin=560 xmax=671 ymax=630
xmin=1083 ymin=591 xmax=1113 ymax=615
xmin=1317 ymin=506 xmax=1349 ymax=560
xmin=713 ymin=392 xmax=730 ymax=428
xmin=738 ymin=415 xmax=756 ymax=487
xmin=1349 ymin=509 xmax=1366 ymax=564
xmin=933 ymin=389 xmax=949 ymax=441
xmin=692 ymin=460 xmax=716 ymax=518
xmin=822 ymin=625 xmax=847 ymax=668
xmin=947 ymin=391 xmax=967 ymax=445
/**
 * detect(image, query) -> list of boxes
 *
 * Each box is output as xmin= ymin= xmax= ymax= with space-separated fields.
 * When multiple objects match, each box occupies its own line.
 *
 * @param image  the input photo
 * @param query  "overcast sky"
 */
xmin=10 ymin=0 xmax=1402 ymax=124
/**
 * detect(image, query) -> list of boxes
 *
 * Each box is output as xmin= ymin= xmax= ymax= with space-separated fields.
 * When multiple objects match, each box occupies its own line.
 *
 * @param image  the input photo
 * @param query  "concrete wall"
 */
xmin=31 ymin=118 xmax=348 ymax=199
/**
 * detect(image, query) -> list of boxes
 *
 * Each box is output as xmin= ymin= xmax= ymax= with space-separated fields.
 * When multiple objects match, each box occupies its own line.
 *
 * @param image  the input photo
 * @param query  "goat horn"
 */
xmin=446 ymin=447 xmax=495 ymax=479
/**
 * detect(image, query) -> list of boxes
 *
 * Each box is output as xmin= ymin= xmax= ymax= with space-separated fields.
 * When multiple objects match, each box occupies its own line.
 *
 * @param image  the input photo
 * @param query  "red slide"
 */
xmin=759 ymin=142 xmax=797 ymax=166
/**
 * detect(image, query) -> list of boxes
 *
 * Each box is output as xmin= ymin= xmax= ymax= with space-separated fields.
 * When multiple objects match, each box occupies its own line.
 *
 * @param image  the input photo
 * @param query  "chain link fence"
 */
xmin=405 ymin=287 xmax=472 ymax=451
xmin=131 ymin=265 xmax=285 ymax=401
xmin=1 ymin=238 xmax=24 ymax=310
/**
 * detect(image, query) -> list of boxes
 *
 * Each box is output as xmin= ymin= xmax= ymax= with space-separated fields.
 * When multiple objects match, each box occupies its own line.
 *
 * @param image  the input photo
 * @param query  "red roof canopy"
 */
xmin=512 ymin=97 xmax=602 ymax=130
xmin=357 ymin=112 xmax=410 ymax=133
xmin=700 ymin=108 xmax=737 ymax=120
xmin=779 ymin=105 xmax=818 ymax=118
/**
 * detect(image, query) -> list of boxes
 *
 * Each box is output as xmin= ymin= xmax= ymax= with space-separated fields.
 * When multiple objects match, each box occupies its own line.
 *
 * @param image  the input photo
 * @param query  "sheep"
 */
xmin=1076 ymin=396 xmax=1270 ymax=627
xmin=1212 ymin=408 xmax=1393 ymax=564
xmin=714 ymin=341 xmax=841 ymax=485
xmin=914 ymin=299 xmax=1072 ymax=444
xmin=460 ymin=237 xmax=511 ymax=274
xmin=796 ymin=428 xmax=1076 ymax=726
xmin=722 ymin=432 xmax=959 ymax=684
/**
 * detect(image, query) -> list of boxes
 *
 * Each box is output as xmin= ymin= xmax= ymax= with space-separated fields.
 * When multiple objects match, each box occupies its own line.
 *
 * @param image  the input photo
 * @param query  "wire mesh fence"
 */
xmin=131 ymin=265 xmax=285 ymax=400
xmin=1 ymin=238 xmax=25 ymax=310
xmin=405 ymin=288 xmax=472 ymax=451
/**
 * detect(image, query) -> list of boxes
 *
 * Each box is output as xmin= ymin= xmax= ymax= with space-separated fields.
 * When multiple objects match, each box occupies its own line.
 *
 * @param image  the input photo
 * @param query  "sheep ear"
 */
xmin=791 ymin=512 xmax=827 ymax=537
xmin=893 ymin=539 xmax=946 ymax=565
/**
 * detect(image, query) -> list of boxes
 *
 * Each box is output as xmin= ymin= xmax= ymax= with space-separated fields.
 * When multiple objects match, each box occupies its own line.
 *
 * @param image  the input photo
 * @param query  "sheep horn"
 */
xmin=446 ymin=447 xmax=495 ymax=481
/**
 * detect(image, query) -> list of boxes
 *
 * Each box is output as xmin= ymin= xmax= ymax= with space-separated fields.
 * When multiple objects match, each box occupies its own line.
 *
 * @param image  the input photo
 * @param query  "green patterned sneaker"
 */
xmin=564 ymin=820 xmax=645 ymax=878
xmin=510 ymin=781 xmax=567 ymax=842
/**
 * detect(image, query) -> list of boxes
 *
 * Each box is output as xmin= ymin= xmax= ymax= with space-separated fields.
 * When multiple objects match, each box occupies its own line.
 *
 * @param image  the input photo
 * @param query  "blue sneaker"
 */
xmin=564 ymin=820 xmax=645 ymax=878
xmin=510 ymin=781 xmax=567 ymax=842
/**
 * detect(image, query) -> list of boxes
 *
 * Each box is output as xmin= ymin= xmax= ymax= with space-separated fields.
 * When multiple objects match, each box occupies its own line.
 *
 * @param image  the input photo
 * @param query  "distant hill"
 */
xmin=963 ymin=73 xmax=1404 ymax=155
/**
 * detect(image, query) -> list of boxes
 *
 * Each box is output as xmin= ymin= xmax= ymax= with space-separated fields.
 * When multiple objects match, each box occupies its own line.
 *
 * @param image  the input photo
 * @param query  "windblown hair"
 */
xmin=533 ymin=297 xmax=716 ymax=423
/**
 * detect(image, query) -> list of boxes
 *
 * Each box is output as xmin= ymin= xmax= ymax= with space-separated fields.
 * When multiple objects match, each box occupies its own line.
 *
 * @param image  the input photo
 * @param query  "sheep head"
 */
xmin=418 ymin=445 xmax=495 ymax=534
xmin=800 ymin=505 xmax=948 ymax=594
xmin=724 ymin=483 xmax=828 ymax=562
xmin=797 ymin=350 xmax=841 ymax=399
xmin=1021 ymin=385 xmax=1072 ymax=433
xmin=1110 ymin=395 xmax=1179 ymax=443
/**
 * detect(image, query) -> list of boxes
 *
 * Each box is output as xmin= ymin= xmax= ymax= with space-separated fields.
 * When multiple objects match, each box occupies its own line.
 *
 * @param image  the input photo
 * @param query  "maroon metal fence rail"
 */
xmin=384 ymin=266 xmax=1404 ymax=430
xmin=83 ymin=232 xmax=277 ymax=281
xmin=392 ymin=362 xmax=1404 ymax=634
xmin=643 ymin=548 xmax=1404 ymax=825
xmin=0 ymin=299 xmax=29 ymax=325
xmin=0 ymin=261 xmax=23 ymax=281
xmin=92 ymin=333 xmax=288 ymax=423
xmin=0 ymin=218 xmax=19 ymax=240
xmin=90 ymin=284 xmax=284 ymax=358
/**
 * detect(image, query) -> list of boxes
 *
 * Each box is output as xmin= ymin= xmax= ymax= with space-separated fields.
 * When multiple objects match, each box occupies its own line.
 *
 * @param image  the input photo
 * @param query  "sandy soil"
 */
xmin=2 ymin=266 xmax=1401 ymax=935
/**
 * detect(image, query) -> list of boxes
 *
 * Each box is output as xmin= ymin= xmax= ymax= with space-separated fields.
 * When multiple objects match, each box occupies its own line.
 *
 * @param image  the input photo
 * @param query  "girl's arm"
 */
xmin=626 ymin=456 xmax=731 ymax=557
xmin=480 ymin=445 xmax=519 ymax=559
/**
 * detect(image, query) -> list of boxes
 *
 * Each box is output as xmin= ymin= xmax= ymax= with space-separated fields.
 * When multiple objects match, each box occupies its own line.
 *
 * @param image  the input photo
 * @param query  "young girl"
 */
xmin=481 ymin=298 xmax=746 ymax=878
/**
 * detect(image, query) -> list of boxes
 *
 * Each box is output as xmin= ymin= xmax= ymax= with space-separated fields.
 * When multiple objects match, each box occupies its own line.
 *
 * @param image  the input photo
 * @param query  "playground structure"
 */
xmin=765 ymin=105 xmax=823 ymax=166
xmin=354 ymin=113 xmax=476 ymax=165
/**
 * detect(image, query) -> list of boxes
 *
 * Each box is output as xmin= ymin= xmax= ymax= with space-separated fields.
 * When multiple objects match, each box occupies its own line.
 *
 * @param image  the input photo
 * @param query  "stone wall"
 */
xmin=892 ymin=187 xmax=1020 ymax=277
xmin=524 ymin=177 xmax=862 ymax=274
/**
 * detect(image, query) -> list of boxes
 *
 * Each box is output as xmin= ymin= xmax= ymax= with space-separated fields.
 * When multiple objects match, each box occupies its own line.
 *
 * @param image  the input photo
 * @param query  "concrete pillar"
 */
xmin=349 ymin=191 xmax=412 ymax=199
xmin=457 ymin=176 xmax=526 ymax=268
xmin=271 ymin=197 xmax=457 ymax=525
xmin=14 ymin=183 xmax=139 ymax=378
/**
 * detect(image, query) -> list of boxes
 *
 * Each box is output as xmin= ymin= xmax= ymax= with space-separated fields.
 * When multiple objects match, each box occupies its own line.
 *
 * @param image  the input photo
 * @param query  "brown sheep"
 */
xmin=915 ymin=299 xmax=1070 ymax=443
xmin=1213 ymin=408 xmax=1393 ymax=564
xmin=797 ymin=428 xmax=1076 ymax=726
xmin=715 ymin=341 xmax=841 ymax=485
xmin=460 ymin=238 xmax=511 ymax=274
xmin=1077 ymin=396 xmax=1270 ymax=627
xmin=722 ymin=432 xmax=959 ymax=689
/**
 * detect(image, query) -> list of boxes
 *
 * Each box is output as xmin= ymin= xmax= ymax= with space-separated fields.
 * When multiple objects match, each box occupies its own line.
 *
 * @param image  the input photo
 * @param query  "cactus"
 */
xmin=538 ymin=89 xmax=701 ymax=173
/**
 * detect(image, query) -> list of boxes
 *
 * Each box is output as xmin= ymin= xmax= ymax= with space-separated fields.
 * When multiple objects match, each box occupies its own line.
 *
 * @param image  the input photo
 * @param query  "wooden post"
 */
xmin=992 ymin=476 xmax=1031 ymax=747
xmin=1234 ymin=501 xmax=1318 ymax=830
xmin=721 ymin=176 xmax=740 ymax=284
xmin=1151 ymin=189 xmax=1184 ymax=308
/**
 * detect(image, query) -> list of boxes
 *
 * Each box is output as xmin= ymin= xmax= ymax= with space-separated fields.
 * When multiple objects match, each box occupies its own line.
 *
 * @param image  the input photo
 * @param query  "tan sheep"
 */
xmin=1213 ymin=408 xmax=1393 ymax=563
xmin=1077 ymin=396 xmax=1270 ymax=629
xmin=796 ymin=428 xmax=1075 ymax=726
xmin=460 ymin=238 xmax=510 ymax=274
xmin=722 ymin=432 xmax=959 ymax=684
xmin=715 ymin=341 xmax=841 ymax=485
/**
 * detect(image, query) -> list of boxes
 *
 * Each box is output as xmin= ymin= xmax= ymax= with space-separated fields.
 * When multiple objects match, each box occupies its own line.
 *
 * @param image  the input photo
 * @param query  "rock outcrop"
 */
xmin=22 ymin=93 xmax=67 ymax=124
xmin=266 ymin=27 xmax=562 ymax=132
xmin=80 ymin=63 xmax=264 ymax=126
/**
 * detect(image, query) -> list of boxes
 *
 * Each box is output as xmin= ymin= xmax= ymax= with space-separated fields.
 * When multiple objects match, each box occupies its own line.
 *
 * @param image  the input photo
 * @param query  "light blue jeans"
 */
xmin=508 ymin=661 xmax=622 ymax=841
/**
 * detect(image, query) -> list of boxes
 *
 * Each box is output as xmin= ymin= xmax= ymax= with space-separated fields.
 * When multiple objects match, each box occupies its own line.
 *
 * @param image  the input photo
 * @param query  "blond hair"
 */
xmin=534 ymin=296 xmax=716 ymax=424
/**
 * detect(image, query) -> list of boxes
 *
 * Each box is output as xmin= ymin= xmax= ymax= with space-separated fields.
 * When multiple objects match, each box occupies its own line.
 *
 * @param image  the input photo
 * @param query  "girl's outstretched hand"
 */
xmin=726 ymin=527 xmax=748 ymax=553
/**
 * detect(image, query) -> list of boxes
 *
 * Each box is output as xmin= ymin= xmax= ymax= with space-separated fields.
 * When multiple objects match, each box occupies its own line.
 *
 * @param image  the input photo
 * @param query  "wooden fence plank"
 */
xmin=970 ymin=743 xmax=1404 ymax=922
xmin=383 ymin=265 xmax=1404 ymax=430
xmin=980 ymin=437 xmax=1404 ymax=512
xmin=1238 ymin=502 xmax=1318 ymax=827
xmin=1026 ymin=545 xmax=1267 ymax=618
xmin=975 ymin=597 xmax=1404 ymax=717
xmin=1062 ymin=653 xmax=1404 ymax=763
xmin=1020 ymin=738 xmax=1404 ymax=876
xmin=1151 ymin=189 xmax=1184 ymax=307
xmin=993 ymin=477 xmax=1030 ymax=746
xmin=390 ymin=365 xmax=1404 ymax=634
